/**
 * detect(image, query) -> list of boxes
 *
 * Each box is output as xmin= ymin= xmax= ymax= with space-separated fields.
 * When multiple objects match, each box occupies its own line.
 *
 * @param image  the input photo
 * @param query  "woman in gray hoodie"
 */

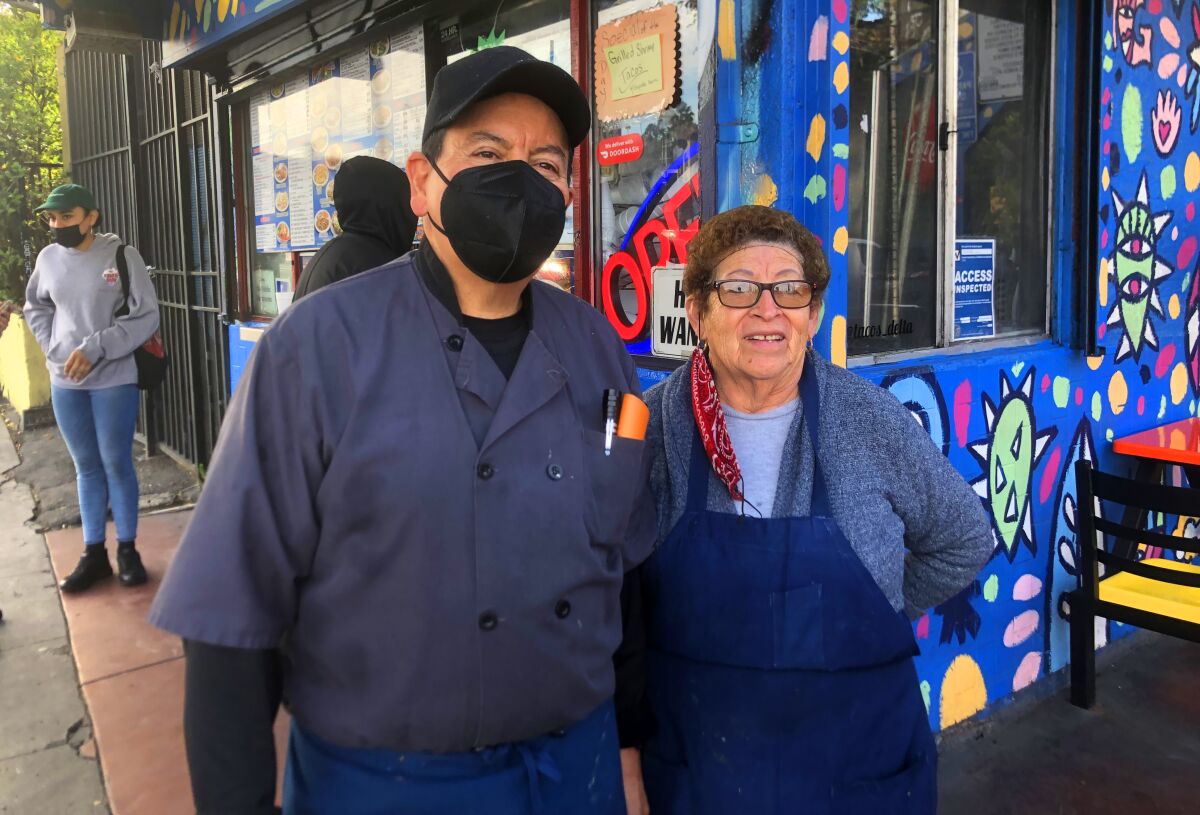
xmin=24 ymin=184 xmax=161 ymax=593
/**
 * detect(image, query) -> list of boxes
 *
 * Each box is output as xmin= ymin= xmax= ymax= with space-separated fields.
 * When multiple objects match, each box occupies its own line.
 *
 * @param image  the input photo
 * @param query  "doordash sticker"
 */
xmin=597 ymin=134 xmax=644 ymax=166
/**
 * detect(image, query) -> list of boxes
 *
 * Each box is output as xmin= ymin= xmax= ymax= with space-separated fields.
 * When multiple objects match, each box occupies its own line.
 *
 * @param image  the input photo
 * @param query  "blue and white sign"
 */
xmin=953 ymin=238 xmax=996 ymax=341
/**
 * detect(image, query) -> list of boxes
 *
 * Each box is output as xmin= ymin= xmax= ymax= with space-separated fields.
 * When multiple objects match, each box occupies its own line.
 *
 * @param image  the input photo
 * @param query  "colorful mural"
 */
xmin=629 ymin=0 xmax=1200 ymax=734
xmin=162 ymin=0 xmax=306 ymax=66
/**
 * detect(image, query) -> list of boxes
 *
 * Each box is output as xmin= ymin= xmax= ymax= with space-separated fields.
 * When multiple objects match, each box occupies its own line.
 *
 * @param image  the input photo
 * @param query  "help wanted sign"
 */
xmin=651 ymin=265 xmax=697 ymax=359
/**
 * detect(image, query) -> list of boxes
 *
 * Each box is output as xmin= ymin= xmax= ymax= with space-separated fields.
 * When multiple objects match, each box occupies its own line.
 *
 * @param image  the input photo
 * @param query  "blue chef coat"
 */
xmin=150 ymin=245 xmax=657 ymax=755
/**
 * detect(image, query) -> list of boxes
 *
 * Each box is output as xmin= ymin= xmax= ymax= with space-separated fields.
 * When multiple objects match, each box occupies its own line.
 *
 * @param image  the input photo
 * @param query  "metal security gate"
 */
xmin=131 ymin=41 xmax=228 ymax=466
xmin=62 ymin=50 xmax=138 ymax=245
xmin=62 ymin=43 xmax=229 ymax=467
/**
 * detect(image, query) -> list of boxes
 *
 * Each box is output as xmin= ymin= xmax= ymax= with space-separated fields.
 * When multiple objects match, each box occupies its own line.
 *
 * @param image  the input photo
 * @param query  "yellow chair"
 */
xmin=1069 ymin=460 xmax=1200 ymax=709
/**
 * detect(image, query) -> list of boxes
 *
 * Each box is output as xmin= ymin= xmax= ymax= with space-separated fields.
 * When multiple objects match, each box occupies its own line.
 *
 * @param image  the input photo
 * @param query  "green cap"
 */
xmin=35 ymin=183 xmax=97 ymax=214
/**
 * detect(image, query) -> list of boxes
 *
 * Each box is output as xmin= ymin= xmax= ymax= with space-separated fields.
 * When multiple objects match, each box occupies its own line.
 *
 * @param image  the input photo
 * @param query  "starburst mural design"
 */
xmin=1107 ymin=171 xmax=1174 ymax=363
xmin=968 ymin=369 xmax=1057 ymax=562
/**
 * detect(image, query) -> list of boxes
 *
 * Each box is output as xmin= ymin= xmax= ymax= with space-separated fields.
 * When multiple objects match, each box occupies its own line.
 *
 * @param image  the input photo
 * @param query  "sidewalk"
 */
xmin=0 ymin=397 xmax=286 ymax=814
xmin=0 ymin=425 xmax=107 ymax=813
xmin=43 ymin=509 xmax=289 ymax=814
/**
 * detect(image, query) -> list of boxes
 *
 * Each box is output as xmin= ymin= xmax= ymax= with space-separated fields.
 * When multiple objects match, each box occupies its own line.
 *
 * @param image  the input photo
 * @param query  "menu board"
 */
xmin=250 ymin=23 xmax=427 ymax=253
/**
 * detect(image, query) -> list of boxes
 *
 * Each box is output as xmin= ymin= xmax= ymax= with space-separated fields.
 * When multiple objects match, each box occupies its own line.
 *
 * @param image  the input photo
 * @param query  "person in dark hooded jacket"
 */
xmin=294 ymin=156 xmax=418 ymax=299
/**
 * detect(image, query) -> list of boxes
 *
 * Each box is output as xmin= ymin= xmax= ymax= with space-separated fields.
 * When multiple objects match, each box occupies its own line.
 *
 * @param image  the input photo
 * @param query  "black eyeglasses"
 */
xmin=711 ymin=279 xmax=816 ymax=309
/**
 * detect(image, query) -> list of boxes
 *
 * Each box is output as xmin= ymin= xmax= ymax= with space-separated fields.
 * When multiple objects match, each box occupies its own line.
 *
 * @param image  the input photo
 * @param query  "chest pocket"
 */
xmin=582 ymin=429 xmax=646 ymax=547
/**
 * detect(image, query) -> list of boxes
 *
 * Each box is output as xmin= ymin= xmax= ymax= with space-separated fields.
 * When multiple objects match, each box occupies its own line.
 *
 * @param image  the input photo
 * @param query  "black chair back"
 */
xmin=1074 ymin=460 xmax=1200 ymax=600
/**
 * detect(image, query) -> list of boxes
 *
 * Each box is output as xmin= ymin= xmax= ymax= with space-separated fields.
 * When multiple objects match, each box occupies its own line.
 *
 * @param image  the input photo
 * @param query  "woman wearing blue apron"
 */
xmin=617 ymin=207 xmax=993 ymax=814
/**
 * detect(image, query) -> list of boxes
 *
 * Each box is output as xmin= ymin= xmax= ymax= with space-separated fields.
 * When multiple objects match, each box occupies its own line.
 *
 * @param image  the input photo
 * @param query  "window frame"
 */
xmin=847 ymin=0 xmax=1059 ymax=368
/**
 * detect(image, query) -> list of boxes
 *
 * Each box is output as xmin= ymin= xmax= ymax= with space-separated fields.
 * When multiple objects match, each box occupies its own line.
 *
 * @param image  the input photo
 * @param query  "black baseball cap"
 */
xmin=422 ymin=46 xmax=591 ymax=149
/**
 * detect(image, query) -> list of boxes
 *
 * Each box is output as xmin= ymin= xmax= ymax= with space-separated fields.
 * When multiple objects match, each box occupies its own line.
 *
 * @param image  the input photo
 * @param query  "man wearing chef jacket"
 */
xmin=150 ymin=46 xmax=656 ymax=815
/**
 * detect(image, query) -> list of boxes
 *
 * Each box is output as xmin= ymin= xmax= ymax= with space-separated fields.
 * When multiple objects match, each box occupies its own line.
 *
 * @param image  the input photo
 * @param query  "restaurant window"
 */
xmin=848 ymin=0 xmax=1052 ymax=358
xmin=591 ymin=0 xmax=703 ymax=358
xmin=240 ymin=20 xmax=428 ymax=317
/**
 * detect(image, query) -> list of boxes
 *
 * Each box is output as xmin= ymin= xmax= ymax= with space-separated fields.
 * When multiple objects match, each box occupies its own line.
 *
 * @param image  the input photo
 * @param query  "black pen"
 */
xmin=603 ymin=389 xmax=620 ymax=456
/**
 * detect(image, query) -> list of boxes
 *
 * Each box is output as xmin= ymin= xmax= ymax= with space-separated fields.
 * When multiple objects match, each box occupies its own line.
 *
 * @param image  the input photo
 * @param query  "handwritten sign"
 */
xmin=606 ymin=35 xmax=664 ymax=100
xmin=594 ymin=4 xmax=678 ymax=121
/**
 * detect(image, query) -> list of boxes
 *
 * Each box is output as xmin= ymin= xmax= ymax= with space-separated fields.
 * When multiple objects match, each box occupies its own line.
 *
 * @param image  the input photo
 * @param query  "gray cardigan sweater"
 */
xmin=644 ymin=351 xmax=993 ymax=616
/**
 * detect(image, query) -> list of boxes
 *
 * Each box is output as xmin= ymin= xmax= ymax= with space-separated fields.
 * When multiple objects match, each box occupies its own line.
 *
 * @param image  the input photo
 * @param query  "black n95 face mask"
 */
xmin=425 ymin=157 xmax=567 ymax=284
xmin=52 ymin=224 xmax=88 ymax=249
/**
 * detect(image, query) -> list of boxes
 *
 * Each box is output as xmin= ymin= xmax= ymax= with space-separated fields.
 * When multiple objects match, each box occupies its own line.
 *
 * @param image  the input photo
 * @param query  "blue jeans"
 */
xmin=50 ymin=384 xmax=141 ymax=544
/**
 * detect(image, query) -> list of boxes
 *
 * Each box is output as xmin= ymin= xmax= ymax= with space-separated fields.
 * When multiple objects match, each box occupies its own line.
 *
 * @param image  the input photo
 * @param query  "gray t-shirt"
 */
xmin=723 ymin=397 xmax=800 ymax=518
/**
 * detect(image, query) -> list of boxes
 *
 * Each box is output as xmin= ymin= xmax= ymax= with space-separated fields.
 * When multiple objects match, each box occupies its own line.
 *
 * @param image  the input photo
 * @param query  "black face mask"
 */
xmin=52 ymin=224 xmax=88 ymax=249
xmin=425 ymin=157 xmax=567 ymax=284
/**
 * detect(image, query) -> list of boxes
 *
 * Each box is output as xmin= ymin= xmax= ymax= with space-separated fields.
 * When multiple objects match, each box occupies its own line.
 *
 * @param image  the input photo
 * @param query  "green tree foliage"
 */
xmin=0 ymin=5 xmax=62 ymax=300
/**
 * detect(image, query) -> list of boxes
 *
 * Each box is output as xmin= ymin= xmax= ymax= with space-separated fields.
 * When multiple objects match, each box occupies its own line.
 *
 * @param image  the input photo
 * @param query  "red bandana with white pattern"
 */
xmin=689 ymin=346 xmax=743 ymax=502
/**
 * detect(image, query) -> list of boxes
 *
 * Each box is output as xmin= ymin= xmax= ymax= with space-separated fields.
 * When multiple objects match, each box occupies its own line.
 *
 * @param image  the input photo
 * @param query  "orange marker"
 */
xmin=616 ymin=393 xmax=650 ymax=441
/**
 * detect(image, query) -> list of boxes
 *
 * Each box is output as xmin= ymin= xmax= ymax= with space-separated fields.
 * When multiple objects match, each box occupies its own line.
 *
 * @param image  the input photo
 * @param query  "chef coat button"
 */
xmin=477 ymin=463 xmax=494 ymax=480
xmin=479 ymin=611 xmax=498 ymax=631
xmin=555 ymin=599 xmax=571 ymax=619
xmin=446 ymin=334 xmax=464 ymax=352
xmin=546 ymin=463 xmax=563 ymax=480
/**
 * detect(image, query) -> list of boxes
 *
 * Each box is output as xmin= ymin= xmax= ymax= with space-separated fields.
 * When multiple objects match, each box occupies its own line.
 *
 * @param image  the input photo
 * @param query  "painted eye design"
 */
xmin=1120 ymin=272 xmax=1151 ymax=300
xmin=1118 ymin=236 xmax=1151 ymax=260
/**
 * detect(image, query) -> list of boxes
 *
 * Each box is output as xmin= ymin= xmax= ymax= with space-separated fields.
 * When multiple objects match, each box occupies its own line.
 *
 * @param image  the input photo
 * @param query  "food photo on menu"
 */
xmin=371 ymin=68 xmax=390 ymax=95
xmin=311 ymin=126 xmax=329 ymax=153
xmin=315 ymin=210 xmax=332 ymax=235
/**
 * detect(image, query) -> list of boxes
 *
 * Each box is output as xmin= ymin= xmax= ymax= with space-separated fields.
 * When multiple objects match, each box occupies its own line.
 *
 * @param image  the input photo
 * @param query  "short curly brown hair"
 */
xmin=684 ymin=205 xmax=829 ymax=315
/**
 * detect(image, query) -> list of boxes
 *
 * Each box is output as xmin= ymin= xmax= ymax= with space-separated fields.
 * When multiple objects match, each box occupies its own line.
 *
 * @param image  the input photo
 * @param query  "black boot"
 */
xmin=60 ymin=546 xmax=114 ymax=593
xmin=116 ymin=543 xmax=147 ymax=587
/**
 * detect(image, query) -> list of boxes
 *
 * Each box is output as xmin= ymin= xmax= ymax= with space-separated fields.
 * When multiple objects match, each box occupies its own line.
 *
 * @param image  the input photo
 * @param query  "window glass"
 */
xmin=848 ymin=0 xmax=1050 ymax=356
xmin=592 ymin=0 xmax=702 ymax=356
xmin=249 ymin=252 xmax=291 ymax=317
xmin=848 ymin=0 xmax=940 ymax=353
xmin=957 ymin=1 xmax=1049 ymax=338
xmin=244 ymin=26 xmax=425 ymax=257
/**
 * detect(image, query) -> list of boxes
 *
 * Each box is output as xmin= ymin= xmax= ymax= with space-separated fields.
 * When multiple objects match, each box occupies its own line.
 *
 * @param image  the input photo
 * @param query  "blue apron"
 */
xmin=641 ymin=369 xmax=937 ymax=814
xmin=283 ymin=700 xmax=624 ymax=815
